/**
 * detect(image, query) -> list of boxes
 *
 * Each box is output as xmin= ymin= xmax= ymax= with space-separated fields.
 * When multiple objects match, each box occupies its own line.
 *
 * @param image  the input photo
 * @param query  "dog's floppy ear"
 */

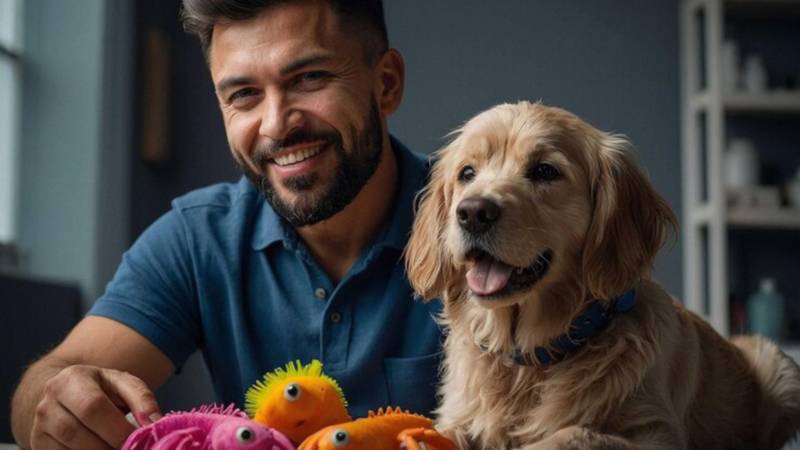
xmin=582 ymin=134 xmax=678 ymax=299
xmin=404 ymin=156 xmax=455 ymax=301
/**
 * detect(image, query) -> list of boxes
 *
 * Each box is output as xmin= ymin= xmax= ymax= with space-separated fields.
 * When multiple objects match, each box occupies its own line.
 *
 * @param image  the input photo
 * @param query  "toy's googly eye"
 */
xmin=330 ymin=429 xmax=350 ymax=447
xmin=283 ymin=383 xmax=302 ymax=401
xmin=236 ymin=426 xmax=254 ymax=443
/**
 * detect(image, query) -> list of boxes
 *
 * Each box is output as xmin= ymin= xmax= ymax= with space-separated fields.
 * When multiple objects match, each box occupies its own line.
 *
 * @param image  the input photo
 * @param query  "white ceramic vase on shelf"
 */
xmin=724 ymin=138 xmax=759 ymax=190
xmin=743 ymin=55 xmax=768 ymax=94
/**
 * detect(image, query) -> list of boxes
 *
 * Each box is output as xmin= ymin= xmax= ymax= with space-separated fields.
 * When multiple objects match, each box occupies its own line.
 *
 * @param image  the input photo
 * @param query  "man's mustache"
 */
xmin=253 ymin=129 xmax=342 ymax=167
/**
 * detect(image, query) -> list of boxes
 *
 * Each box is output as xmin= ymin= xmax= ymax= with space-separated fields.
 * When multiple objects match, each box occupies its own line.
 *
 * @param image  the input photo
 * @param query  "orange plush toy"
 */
xmin=298 ymin=407 xmax=459 ymax=450
xmin=246 ymin=360 xmax=458 ymax=450
xmin=245 ymin=360 xmax=351 ymax=444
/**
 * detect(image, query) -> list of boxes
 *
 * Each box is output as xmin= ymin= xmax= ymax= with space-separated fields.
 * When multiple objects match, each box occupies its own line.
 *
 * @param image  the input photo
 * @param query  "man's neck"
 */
xmin=296 ymin=142 xmax=398 ymax=284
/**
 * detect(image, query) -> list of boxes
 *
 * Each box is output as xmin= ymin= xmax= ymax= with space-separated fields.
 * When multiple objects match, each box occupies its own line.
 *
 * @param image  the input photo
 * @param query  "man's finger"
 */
xmin=30 ymin=416 xmax=69 ymax=450
xmin=100 ymin=369 xmax=162 ymax=427
xmin=31 ymin=432 xmax=71 ymax=450
xmin=57 ymin=380 xmax=136 ymax=449
xmin=37 ymin=402 xmax=112 ymax=450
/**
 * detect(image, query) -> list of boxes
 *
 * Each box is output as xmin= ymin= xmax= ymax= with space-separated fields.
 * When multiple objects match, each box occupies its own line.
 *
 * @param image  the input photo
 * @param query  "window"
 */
xmin=0 ymin=0 xmax=22 ymax=244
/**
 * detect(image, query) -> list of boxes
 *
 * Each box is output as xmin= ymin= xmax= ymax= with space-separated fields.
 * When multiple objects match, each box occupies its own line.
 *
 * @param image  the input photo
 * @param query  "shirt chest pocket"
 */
xmin=382 ymin=352 xmax=442 ymax=416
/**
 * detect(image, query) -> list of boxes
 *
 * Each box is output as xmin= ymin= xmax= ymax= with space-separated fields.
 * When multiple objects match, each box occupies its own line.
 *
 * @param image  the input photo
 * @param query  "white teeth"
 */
xmin=516 ymin=268 xmax=524 ymax=274
xmin=273 ymin=146 xmax=322 ymax=167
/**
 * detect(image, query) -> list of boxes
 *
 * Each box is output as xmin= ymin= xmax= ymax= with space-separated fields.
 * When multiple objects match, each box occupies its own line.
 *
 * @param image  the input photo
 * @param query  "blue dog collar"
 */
xmin=490 ymin=289 xmax=636 ymax=367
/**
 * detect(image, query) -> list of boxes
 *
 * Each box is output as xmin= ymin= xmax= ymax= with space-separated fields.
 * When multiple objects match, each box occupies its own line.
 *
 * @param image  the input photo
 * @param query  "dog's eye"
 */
xmin=458 ymin=165 xmax=476 ymax=183
xmin=527 ymin=163 xmax=560 ymax=183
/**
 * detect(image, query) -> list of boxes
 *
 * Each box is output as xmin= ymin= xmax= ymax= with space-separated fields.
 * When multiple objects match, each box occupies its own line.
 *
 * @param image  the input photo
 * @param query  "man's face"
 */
xmin=209 ymin=2 xmax=387 ymax=226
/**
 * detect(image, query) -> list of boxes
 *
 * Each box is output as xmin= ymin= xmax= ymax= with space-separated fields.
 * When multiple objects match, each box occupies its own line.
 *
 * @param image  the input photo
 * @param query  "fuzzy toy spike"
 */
xmin=246 ymin=360 xmax=351 ymax=444
xmin=177 ymin=404 xmax=247 ymax=417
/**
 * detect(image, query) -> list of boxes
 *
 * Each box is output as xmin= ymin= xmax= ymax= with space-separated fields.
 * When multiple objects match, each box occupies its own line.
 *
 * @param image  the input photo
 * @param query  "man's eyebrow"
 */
xmin=216 ymin=76 xmax=255 ymax=94
xmin=279 ymin=54 xmax=333 ymax=77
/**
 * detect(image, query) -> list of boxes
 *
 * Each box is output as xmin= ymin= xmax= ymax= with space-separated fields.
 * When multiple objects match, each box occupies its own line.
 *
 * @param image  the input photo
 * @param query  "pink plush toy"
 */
xmin=122 ymin=404 xmax=295 ymax=450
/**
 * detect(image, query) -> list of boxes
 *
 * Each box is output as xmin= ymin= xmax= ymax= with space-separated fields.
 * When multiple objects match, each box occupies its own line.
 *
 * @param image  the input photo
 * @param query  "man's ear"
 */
xmin=374 ymin=49 xmax=404 ymax=115
xmin=581 ymin=134 xmax=678 ymax=299
xmin=404 ymin=156 xmax=455 ymax=301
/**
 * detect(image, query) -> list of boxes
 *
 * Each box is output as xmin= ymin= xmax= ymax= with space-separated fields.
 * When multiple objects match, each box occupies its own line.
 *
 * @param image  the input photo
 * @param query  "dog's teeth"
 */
xmin=516 ymin=268 xmax=524 ymax=275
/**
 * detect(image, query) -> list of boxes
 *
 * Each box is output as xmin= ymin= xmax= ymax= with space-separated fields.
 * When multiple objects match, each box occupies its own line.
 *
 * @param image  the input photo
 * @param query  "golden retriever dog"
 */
xmin=405 ymin=102 xmax=800 ymax=450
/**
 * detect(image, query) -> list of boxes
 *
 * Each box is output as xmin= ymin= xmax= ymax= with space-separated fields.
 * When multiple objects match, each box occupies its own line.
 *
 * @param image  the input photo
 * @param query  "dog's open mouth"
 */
xmin=465 ymin=249 xmax=553 ymax=298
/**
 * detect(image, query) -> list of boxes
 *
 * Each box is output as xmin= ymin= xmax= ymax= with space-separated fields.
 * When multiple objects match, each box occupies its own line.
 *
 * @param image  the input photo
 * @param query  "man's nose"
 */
xmin=258 ymin=93 xmax=303 ymax=140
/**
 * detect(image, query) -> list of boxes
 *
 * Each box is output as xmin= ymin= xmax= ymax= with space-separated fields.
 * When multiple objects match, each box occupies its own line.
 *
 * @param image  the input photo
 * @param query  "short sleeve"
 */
xmin=88 ymin=209 xmax=201 ymax=370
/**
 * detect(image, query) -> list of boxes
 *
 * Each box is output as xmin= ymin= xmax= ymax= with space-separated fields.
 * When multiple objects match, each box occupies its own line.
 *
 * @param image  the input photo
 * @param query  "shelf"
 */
xmin=725 ymin=92 xmax=800 ymax=114
xmin=690 ymin=204 xmax=715 ymax=227
xmin=690 ymin=91 xmax=800 ymax=114
xmin=728 ymin=207 xmax=800 ymax=229
xmin=689 ymin=206 xmax=800 ymax=229
xmin=682 ymin=0 xmax=800 ymax=340
xmin=689 ymin=93 xmax=710 ymax=114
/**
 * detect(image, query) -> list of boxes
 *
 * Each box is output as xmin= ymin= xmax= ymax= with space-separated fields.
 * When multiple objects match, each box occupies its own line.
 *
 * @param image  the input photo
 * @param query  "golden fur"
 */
xmin=405 ymin=102 xmax=800 ymax=449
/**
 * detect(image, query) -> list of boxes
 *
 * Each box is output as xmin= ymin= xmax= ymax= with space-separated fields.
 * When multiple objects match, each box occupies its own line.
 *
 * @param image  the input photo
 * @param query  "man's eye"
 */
xmin=228 ymin=88 xmax=259 ymax=104
xmin=295 ymin=71 xmax=331 ymax=87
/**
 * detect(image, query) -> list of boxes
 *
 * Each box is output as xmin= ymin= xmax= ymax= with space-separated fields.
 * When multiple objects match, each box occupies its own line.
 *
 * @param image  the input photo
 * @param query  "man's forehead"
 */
xmin=209 ymin=1 xmax=340 ymax=69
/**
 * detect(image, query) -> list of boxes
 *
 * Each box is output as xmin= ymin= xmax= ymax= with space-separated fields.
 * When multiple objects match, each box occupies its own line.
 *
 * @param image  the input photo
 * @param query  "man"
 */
xmin=11 ymin=1 xmax=443 ymax=449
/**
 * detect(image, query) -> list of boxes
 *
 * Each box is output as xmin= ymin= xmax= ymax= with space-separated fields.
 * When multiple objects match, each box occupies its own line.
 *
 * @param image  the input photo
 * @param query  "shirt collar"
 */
xmin=250 ymin=192 xmax=296 ymax=251
xmin=250 ymin=135 xmax=430 ymax=252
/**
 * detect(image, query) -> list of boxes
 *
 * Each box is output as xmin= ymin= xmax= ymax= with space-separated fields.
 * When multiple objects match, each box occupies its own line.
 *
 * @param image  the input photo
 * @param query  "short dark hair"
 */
xmin=181 ymin=0 xmax=388 ymax=63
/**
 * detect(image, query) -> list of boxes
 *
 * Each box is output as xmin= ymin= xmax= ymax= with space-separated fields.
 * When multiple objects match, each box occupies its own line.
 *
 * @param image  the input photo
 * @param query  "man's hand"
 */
xmin=11 ymin=317 xmax=175 ymax=450
xmin=28 ymin=365 xmax=162 ymax=450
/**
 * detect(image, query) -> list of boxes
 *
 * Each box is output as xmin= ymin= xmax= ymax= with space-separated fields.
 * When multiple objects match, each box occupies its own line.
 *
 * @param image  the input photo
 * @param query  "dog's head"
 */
xmin=406 ymin=102 xmax=676 ymax=313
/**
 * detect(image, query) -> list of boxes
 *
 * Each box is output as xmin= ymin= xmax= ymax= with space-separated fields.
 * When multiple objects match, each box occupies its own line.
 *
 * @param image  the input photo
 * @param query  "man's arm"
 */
xmin=11 ymin=316 xmax=175 ymax=450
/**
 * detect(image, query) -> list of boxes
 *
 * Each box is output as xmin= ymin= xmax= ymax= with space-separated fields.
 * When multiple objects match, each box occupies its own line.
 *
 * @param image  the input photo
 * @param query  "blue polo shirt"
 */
xmin=88 ymin=138 xmax=443 ymax=418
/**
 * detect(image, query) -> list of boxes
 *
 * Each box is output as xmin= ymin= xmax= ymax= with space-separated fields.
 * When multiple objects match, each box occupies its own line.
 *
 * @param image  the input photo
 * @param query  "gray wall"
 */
xmin=18 ymin=0 xmax=109 ymax=306
xmin=17 ymin=0 xmax=133 ymax=307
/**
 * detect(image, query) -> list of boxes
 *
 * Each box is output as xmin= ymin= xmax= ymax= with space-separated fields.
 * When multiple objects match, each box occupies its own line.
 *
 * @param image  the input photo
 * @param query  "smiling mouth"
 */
xmin=270 ymin=143 xmax=327 ymax=167
xmin=465 ymin=249 xmax=553 ymax=298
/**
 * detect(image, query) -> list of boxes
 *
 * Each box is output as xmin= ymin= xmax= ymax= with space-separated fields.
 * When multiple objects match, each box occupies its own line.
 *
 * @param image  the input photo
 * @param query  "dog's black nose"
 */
xmin=456 ymin=197 xmax=501 ymax=234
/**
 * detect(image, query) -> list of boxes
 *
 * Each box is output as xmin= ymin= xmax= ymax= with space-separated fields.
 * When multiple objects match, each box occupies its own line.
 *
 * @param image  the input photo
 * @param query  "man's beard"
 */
xmin=237 ymin=98 xmax=384 ymax=227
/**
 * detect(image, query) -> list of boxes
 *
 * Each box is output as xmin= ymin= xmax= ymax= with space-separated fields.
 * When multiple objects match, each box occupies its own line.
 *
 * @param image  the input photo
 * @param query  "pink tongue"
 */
xmin=466 ymin=257 xmax=514 ymax=296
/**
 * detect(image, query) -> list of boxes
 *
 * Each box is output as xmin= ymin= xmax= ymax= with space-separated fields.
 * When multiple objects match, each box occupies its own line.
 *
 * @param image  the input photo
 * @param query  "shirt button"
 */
xmin=329 ymin=312 xmax=342 ymax=323
xmin=314 ymin=287 xmax=327 ymax=300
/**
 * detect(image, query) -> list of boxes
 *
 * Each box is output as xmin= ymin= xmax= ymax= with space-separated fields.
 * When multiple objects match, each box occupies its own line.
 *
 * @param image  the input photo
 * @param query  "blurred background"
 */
xmin=1 ymin=0 xmax=799 ymax=445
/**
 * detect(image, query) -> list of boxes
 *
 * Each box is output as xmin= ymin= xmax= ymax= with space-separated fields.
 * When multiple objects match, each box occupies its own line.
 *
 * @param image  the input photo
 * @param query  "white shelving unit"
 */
xmin=691 ymin=92 xmax=800 ymax=114
xmin=680 ymin=0 xmax=800 ymax=335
